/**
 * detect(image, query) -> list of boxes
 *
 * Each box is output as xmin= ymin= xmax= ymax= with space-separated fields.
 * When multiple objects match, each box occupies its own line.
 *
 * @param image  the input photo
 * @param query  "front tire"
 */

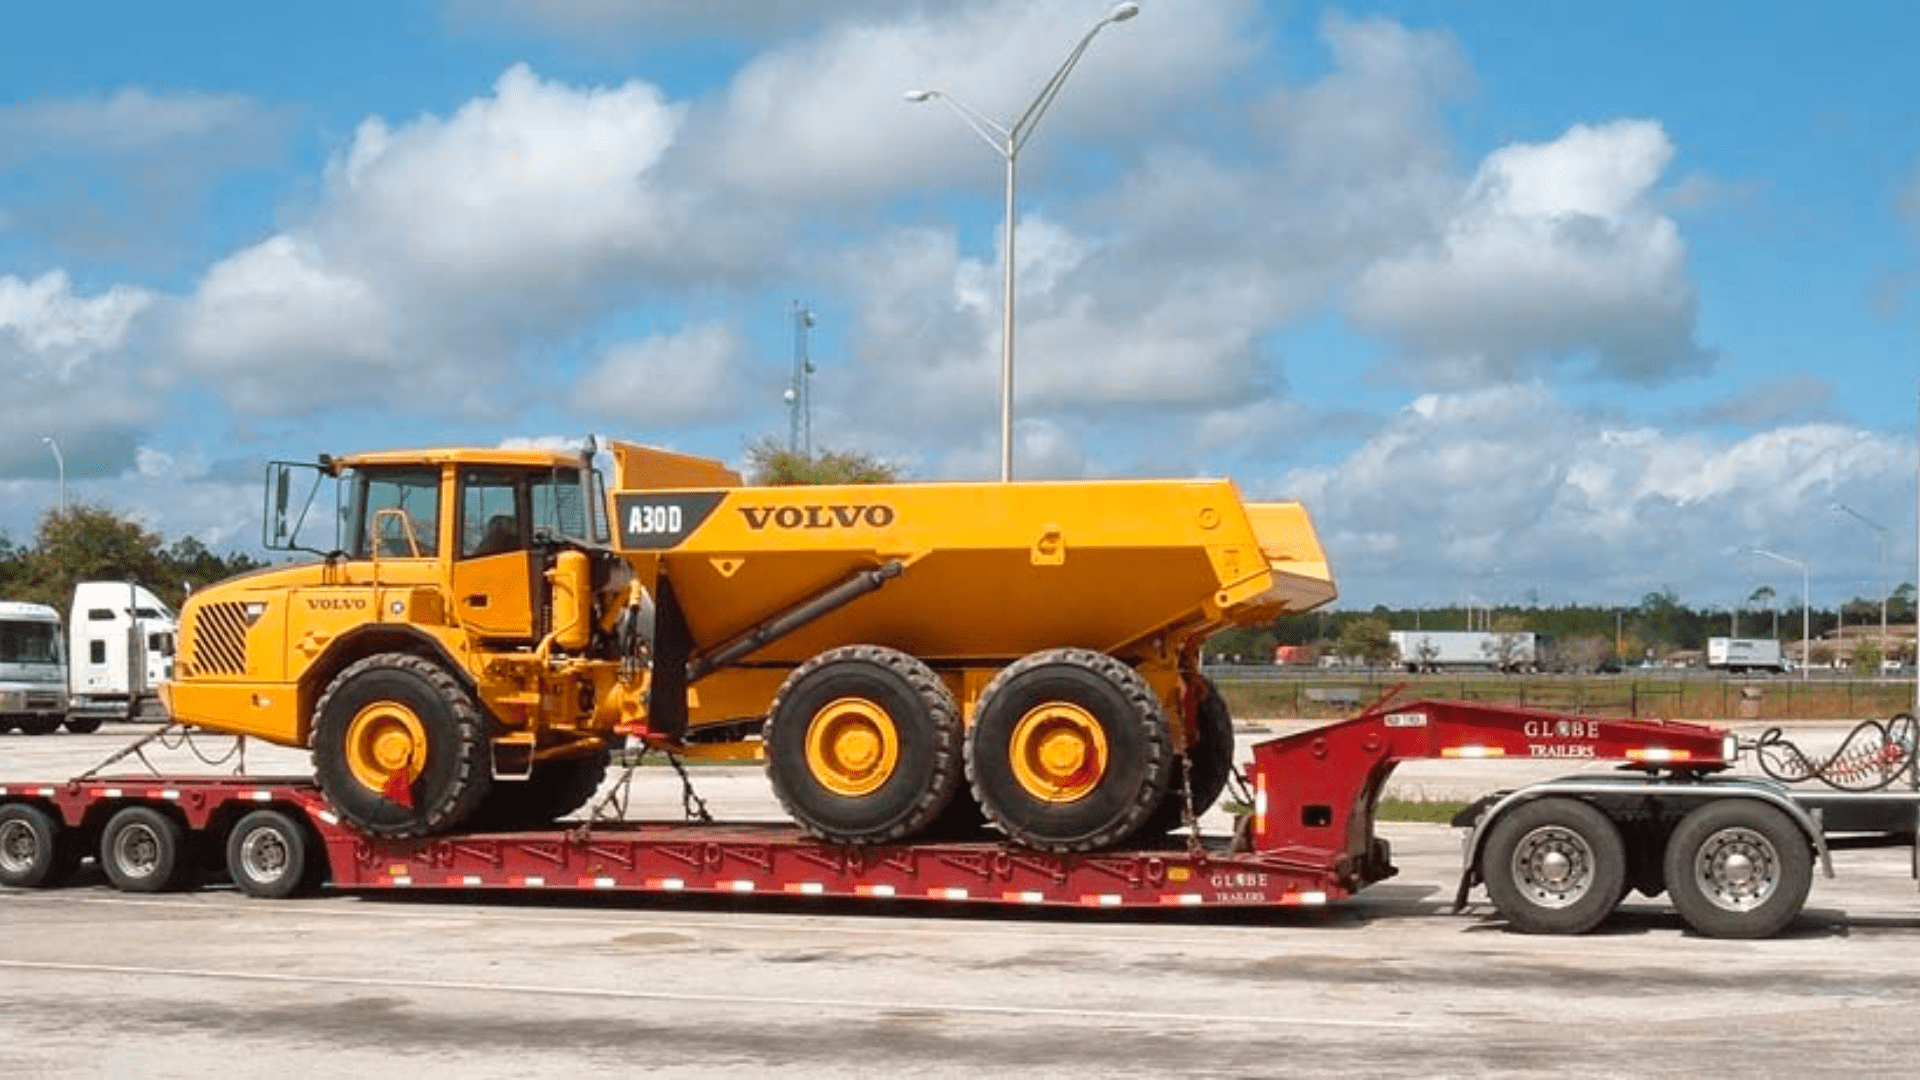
xmin=64 ymin=715 xmax=104 ymax=734
xmin=471 ymin=749 xmax=612 ymax=831
xmin=101 ymin=806 xmax=191 ymax=893
xmin=1482 ymin=797 xmax=1626 ymax=935
xmin=311 ymin=653 xmax=493 ymax=838
xmin=967 ymin=649 xmax=1172 ymax=853
xmin=765 ymin=646 xmax=963 ymax=844
xmin=15 ymin=715 xmax=61 ymax=736
xmin=1662 ymin=800 xmax=1813 ymax=939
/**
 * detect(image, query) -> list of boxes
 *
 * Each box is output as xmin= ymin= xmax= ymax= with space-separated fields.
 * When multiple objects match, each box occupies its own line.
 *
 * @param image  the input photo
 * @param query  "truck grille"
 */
xmin=182 ymin=602 xmax=251 ymax=677
xmin=25 ymin=692 xmax=61 ymax=710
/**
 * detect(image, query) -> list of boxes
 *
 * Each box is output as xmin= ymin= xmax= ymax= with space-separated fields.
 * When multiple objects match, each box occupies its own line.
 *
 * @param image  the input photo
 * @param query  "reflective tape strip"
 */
xmin=1002 ymin=890 xmax=1046 ymax=904
xmin=930 ymin=887 xmax=969 ymax=901
xmin=1627 ymin=747 xmax=1688 ymax=763
xmin=158 ymin=790 xmax=180 ymax=801
xmin=594 ymin=877 xmax=617 ymax=889
xmin=36 ymin=788 xmax=54 ymax=798
xmin=724 ymin=880 xmax=756 ymax=893
xmin=447 ymin=875 xmax=483 ymax=887
xmin=1441 ymin=746 xmax=1504 ymax=758
xmin=250 ymin=791 xmax=274 ymax=802
xmin=103 ymin=788 xmax=123 ymax=798
xmin=1079 ymin=894 xmax=1123 ymax=907
xmin=1160 ymin=894 xmax=1205 ymax=906
xmin=1282 ymin=891 xmax=1329 ymax=905
xmin=512 ymin=876 xmax=546 ymax=888
xmin=786 ymin=882 xmax=825 ymax=895
xmin=645 ymin=878 xmax=686 ymax=891
xmin=317 ymin=811 xmax=339 ymax=825
xmin=0 ymin=787 xmax=10 ymax=796
xmin=1255 ymin=773 xmax=1267 ymax=835
xmin=855 ymin=884 xmax=896 ymax=897
xmin=389 ymin=876 xmax=413 ymax=887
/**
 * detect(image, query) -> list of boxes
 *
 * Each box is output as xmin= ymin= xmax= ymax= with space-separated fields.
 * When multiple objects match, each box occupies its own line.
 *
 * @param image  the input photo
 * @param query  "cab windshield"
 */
xmin=0 ymin=620 xmax=62 ymax=665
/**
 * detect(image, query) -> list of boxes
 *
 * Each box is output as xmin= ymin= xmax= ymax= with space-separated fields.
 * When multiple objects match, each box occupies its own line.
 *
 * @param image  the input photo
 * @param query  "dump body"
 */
xmin=614 ymin=475 xmax=1334 ymax=671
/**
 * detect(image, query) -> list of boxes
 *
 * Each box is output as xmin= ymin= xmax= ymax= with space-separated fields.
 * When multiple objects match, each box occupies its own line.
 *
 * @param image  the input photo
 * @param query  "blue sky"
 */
xmin=1 ymin=0 xmax=1916 ymax=614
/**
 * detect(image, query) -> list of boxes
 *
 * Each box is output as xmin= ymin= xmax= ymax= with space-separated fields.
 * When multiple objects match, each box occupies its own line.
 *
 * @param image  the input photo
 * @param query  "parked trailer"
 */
xmin=9 ymin=699 xmax=1900 ymax=938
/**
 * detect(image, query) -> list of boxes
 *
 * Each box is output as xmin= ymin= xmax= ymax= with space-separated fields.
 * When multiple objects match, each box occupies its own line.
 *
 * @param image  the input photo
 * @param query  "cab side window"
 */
xmin=352 ymin=467 xmax=442 ymax=558
xmin=461 ymin=471 xmax=524 ymax=558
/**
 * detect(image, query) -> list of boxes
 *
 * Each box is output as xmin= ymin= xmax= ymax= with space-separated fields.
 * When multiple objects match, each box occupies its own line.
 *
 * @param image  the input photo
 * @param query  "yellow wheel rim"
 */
xmin=1009 ymin=702 xmax=1108 ymax=803
xmin=343 ymin=701 xmax=428 ymax=793
xmin=805 ymin=697 xmax=900 ymax=797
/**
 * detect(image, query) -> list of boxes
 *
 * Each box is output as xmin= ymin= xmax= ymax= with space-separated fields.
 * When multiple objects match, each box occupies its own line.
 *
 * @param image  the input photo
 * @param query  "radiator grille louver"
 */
xmin=183 ymin=602 xmax=251 ymax=677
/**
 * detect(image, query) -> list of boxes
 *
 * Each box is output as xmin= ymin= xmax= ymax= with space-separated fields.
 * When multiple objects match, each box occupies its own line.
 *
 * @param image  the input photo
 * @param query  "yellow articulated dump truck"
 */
xmin=165 ymin=438 xmax=1335 ymax=850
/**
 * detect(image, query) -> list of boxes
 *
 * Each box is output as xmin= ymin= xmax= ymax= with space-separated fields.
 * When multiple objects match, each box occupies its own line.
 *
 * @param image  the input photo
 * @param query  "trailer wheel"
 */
xmin=472 ymin=749 xmax=612 ymax=831
xmin=967 ymin=649 xmax=1172 ymax=853
xmin=100 ymin=806 xmax=191 ymax=893
xmin=765 ymin=646 xmax=963 ymax=844
xmin=1662 ymin=800 xmax=1812 ymax=939
xmin=64 ymin=716 xmax=104 ymax=735
xmin=311 ymin=652 xmax=493 ymax=839
xmin=0 ymin=804 xmax=77 ymax=888
xmin=226 ymin=810 xmax=319 ymax=899
xmin=1138 ymin=678 xmax=1236 ymax=836
xmin=1482 ymin=798 xmax=1626 ymax=935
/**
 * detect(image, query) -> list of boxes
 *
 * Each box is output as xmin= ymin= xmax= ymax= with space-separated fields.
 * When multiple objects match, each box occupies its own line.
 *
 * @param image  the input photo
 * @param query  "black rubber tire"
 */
xmin=64 ymin=715 xmax=105 ymax=735
xmin=1138 ymin=678 xmax=1236 ymax=837
xmin=311 ymin=653 xmax=493 ymax=839
xmin=1482 ymin=797 xmax=1627 ymax=935
xmin=16 ymin=715 xmax=61 ymax=736
xmin=0 ymin=718 xmax=16 ymax=734
xmin=0 ymin=803 xmax=76 ymax=888
xmin=471 ymin=749 xmax=612 ymax=831
xmin=100 ymin=806 xmax=191 ymax=893
xmin=966 ymin=648 xmax=1172 ymax=853
xmin=764 ymin=645 xmax=963 ymax=845
xmin=1662 ymin=800 xmax=1813 ymax=939
xmin=919 ymin=784 xmax=993 ymax=842
xmin=226 ymin=809 xmax=321 ymax=899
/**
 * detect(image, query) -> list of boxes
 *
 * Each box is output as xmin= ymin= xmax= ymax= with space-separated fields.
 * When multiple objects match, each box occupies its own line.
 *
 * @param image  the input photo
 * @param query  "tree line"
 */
xmin=0 ymin=506 xmax=266 ymax=613
xmin=1211 ymin=583 xmax=1920 ymax=671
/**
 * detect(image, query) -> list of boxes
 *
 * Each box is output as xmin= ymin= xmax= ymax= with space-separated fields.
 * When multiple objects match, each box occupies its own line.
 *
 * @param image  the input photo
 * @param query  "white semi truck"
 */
xmin=0 ymin=601 xmax=67 ymax=735
xmin=1706 ymin=636 xmax=1788 ymax=674
xmin=0 ymin=583 xmax=176 ymax=735
xmin=1391 ymin=629 xmax=1544 ymax=673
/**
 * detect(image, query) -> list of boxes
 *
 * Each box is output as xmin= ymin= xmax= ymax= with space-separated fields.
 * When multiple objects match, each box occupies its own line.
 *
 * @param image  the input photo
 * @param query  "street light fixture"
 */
xmin=1833 ymin=502 xmax=1889 ymax=667
xmin=906 ymin=1 xmax=1139 ymax=482
xmin=41 ymin=436 xmax=64 ymax=514
xmin=1748 ymin=547 xmax=1811 ymax=682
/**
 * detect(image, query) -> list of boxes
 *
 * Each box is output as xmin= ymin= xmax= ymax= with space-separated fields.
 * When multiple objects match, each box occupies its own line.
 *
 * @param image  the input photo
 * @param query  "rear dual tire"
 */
xmin=0 ymin=804 xmax=78 ymax=888
xmin=967 ymin=649 xmax=1172 ymax=853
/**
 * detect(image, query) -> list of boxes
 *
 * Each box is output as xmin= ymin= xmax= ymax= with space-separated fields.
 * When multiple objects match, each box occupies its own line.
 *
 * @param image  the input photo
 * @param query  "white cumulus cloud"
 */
xmin=1350 ymin=120 xmax=1713 ymax=387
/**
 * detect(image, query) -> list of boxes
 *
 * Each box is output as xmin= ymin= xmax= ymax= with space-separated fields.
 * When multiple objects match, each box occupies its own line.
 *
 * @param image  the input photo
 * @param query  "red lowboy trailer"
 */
xmin=4 ymin=699 xmax=1912 ymax=939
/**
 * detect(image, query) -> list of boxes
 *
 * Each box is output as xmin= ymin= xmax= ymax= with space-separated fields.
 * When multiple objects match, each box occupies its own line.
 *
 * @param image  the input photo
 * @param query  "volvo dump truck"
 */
xmin=164 ymin=438 xmax=1336 ymax=852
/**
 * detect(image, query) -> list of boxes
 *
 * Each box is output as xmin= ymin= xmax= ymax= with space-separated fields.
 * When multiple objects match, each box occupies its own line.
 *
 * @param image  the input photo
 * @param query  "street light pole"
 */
xmin=906 ymin=2 xmax=1139 ymax=482
xmin=1749 ymin=548 xmax=1811 ymax=682
xmin=41 ymin=436 xmax=64 ymax=515
xmin=1833 ymin=502 xmax=1889 ymax=666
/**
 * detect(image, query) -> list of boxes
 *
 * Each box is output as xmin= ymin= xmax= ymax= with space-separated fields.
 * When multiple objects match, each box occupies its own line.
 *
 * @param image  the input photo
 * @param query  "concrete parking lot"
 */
xmin=5 ymin=722 xmax=1920 ymax=1077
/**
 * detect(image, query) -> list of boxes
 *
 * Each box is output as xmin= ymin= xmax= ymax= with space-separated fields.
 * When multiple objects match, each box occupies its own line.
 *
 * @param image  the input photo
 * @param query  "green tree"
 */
xmin=1339 ymin=616 xmax=1397 ymax=668
xmin=13 ymin=505 xmax=170 ymax=609
xmin=1850 ymin=639 xmax=1884 ymax=675
xmin=744 ymin=437 xmax=901 ymax=486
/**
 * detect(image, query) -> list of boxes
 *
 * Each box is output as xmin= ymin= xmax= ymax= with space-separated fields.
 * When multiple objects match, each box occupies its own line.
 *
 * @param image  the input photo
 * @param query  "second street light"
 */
xmin=42 ymin=436 xmax=64 ymax=515
xmin=907 ymin=2 xmax=1139 ymax=482
xmin=1749 ymin=547 xmax=1811 ymax=682
xmin=1833 ymin=502 xmax=1889 ymax=664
